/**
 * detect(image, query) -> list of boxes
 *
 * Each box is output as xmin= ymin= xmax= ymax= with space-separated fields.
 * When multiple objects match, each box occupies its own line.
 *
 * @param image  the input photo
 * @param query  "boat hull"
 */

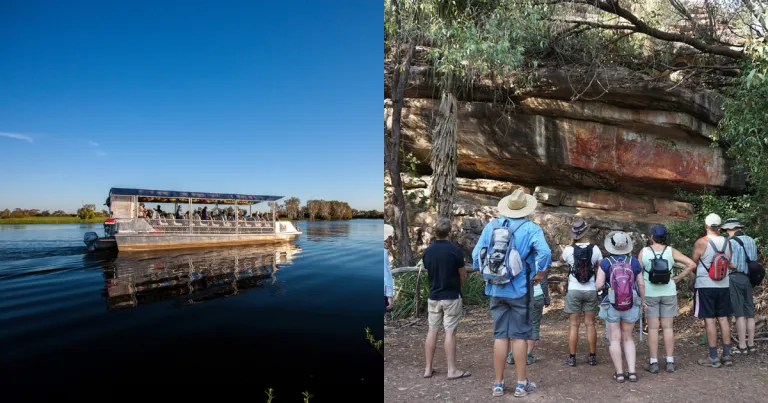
xmin=115 ymin=233 xmax=300 ymax=251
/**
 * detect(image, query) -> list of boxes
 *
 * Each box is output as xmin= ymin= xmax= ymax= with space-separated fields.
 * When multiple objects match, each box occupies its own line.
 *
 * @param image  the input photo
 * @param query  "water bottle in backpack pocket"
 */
xmin=481 ymin=219 xmax=527 ymax=285
xmin=646 ymin=246 xmax=671 ymax=285
xmin=608 ymin=256 xmax=636 ymax=312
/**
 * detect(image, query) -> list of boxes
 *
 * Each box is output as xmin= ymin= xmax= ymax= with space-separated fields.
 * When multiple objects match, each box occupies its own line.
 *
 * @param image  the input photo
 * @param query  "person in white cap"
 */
xmin=470 ymin=189 xmax=551 ymax=397
xmin=722 ymin=218 xmax=759 ymax=355
xmin=595 ymin=231 xmax=645 ymax=383
xmin=384 ymin=224 xmax=395 ymax=312
xmin=691 ymin=213 xmax=734 ymax=368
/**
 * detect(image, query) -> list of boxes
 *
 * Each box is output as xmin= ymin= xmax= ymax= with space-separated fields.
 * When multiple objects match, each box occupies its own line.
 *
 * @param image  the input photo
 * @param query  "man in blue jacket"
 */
xmin=471 ymin=189 xmax=552 ymax=398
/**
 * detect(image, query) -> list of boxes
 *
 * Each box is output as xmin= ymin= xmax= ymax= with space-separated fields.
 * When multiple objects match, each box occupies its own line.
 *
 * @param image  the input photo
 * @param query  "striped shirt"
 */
xmin=729 ymin=234 xmax=758 ymax=275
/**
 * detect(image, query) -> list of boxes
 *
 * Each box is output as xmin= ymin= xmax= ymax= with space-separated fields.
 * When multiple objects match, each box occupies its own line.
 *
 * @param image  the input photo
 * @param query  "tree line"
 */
xmin=277 ymin=198 xmax=382 ymax=220
xmin=0 ymin=206 xmax=109 ymax=219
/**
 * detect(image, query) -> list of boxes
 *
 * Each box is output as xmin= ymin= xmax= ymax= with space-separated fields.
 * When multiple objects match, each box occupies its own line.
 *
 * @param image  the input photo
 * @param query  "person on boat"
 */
xmin=202 ymin=207 xmax=210 ymax=220
xmin=138 ymin=203 xmax=147 ymax=218
xmin=175 ymin=206 xmax=183 ymax=219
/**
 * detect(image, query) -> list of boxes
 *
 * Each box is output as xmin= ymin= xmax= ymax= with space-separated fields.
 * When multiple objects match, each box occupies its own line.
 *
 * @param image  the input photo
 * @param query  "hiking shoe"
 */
xmin=721 ymin=355 xmax=733 ymax=367
xmin=697 ymin=357 xmax=722 ymax=368
xmin=584 ymin=355 xmax=597 ymax=366
xmin=492 ymin=382 xmax=504 ymax=397
xmin=644 ymin=361 xmax=660 ymax=374
xmin=666 ymin=361 xmax=676 ymax=373
xmin=514 ymin=379 xmax=536 ymax=398
xmin=565 ymin=356 xmax=576 ymax=367
xmin=507 ymin=353 xmax=536 ymax=365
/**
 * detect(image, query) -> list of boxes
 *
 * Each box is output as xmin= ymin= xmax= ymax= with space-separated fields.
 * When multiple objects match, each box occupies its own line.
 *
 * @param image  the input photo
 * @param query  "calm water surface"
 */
xmin=0 ymin=220 xmax=383 ymax=398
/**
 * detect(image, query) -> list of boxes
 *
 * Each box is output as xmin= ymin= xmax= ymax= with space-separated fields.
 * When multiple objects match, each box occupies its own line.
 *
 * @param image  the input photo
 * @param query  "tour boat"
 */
xmin=84 ymin=188 xmax=301 ymax=252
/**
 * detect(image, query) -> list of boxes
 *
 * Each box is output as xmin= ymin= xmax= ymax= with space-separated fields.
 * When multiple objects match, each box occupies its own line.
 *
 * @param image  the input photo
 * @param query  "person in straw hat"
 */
xmin=470 ymin=188 xmax=551 ymax=398
xmin=559 ymin=219 xmax=603 ymax=367
xmin=595 ymin=231 xmax=645 ymax=383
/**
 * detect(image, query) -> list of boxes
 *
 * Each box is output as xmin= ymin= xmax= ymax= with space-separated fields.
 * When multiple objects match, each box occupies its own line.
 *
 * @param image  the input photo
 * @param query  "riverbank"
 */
xmin=0 ymin=217 xmax=106 ymax=225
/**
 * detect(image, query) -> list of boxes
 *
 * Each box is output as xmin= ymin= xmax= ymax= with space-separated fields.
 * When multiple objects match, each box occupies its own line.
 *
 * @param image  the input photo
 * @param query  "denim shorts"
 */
xmin=600 ymin=303 xmax=640 ymax=324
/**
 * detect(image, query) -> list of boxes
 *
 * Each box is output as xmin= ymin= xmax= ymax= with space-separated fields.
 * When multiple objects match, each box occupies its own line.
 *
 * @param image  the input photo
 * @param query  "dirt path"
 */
xmin=384 ymin=298 xmax=768 ymax=402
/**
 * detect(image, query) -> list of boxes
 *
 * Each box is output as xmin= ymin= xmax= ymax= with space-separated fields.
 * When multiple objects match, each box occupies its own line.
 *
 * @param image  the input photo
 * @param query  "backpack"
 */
xmin=479 ymin=218 xmax=528 ymax=285
xmin=645 ymin=246 xmax=671 ymax=285
xmin=732 ymin=237 xmax=765 ymax=288
xmin=570 ymin=243 xmax=595 ymax=283
xmin=699 ymin=238 xmax=730 ymax=282
xmin=608 ymin=256 xmax=635 ymax=312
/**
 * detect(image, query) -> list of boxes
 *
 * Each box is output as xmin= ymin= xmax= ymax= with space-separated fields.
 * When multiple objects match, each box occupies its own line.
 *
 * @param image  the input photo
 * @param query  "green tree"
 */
xmin=77 ymin=204 xmax=96 ymax=220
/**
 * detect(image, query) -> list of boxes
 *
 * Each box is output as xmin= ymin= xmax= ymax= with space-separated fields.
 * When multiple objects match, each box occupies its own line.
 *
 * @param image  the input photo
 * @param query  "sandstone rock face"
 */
xmin=384 ymin=57 xmax=743 ymax=265
xmin=386 ymin=98 xmax=743 ymax=198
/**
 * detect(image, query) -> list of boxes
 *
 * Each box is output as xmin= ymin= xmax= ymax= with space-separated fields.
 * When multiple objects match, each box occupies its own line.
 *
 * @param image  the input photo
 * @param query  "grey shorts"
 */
xmin=531 ymin=295 xmax=545 ymax=340
xmin=564 ymin=289 xmax=599 ymax=314
xmin=490 ymin=295 xmax=533 ymax=340
xmin=601 ymin=303 xmax=640 ymax=324
xmin=645 ymin=295 xmax=678 ymax=318
xmin=730 ymin=273 xmax=755 ymax=318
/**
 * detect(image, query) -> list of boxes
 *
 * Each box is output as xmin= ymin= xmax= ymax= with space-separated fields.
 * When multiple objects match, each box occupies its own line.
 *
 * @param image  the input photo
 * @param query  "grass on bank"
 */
xmin=0 ymin=216 xmax=106 ymax=225
xmin=390 ymin=270 xmax=488 ymax=320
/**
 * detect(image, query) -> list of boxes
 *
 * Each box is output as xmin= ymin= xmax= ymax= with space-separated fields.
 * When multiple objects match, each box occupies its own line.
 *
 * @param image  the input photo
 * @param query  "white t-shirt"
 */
xmin=561 ymin=243 xmax=603 ymax=291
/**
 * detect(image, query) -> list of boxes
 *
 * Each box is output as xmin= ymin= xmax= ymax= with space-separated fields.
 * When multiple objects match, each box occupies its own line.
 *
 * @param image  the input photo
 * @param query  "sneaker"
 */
xmin=527 ymin=354 xmax=536 ymax=365
xmin=644 ymin=361 xmax=659 ymax=374
xmin=506 ymin=352 xmax=514 ymax=365
xmin=514 ymin=379 xmax=537 ymax=398
xmin=584 ymin=355 xmax=597 ymax=366
xmin=666 ymin=361 xmax=676 ymax=373
xmin=721 ymin=355 xmax=733 ymax=367
xmin=492 ymin=382 xmax=504 ymax=397
xmin=565 ymin=356 xmax=576 ymax=367
xmin=697 ymin=357 xmax=722 ymax=368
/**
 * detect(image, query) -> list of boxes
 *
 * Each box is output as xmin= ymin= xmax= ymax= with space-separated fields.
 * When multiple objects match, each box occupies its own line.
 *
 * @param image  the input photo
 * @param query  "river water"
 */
xmin=0 ymin=220 xmax=383 ymax=398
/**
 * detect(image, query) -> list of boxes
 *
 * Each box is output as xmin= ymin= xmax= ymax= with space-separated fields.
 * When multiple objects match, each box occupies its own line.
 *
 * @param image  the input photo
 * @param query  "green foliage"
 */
xmin=389 ymin=267 xmax=488 ymax=319
xmin=365 ymin=327 xmax=383 ymax=354
xmin=77 ymin=204 xmax=96 ymax=220
xmin=667 ymin=190 xmax=766 ymax=259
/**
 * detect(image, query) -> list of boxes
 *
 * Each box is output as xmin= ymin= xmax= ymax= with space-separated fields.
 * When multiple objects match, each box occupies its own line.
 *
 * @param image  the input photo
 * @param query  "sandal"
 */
xmin=626 ymin=372 xmax=638 ymax=382
xmin=613 ymin=372 xmax=625 ymax=383
xmin=748 ymin=345 xmax=757 ymax=354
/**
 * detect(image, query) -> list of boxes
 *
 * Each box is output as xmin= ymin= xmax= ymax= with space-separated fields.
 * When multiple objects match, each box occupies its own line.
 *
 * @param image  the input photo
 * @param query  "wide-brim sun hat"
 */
xmin=497 ymin=188 xmax=537 ymax=218
xmin=604 ymin=231 xmax=634 ymax=255
xmin=570 ymin=219 xmax=590 ymax=240
xmin=384 ymin=224 xmax=394 ymax=240
xmin=721 ymin=218 xmax=743 ymax=230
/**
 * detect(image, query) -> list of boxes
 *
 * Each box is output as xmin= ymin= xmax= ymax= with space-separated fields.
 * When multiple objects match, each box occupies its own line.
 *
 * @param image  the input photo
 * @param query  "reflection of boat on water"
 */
xmin=101 ymin=245 xmax=301 ymax=310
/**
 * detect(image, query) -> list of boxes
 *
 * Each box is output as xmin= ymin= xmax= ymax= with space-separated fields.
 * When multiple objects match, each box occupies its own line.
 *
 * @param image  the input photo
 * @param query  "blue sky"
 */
xmin=0 ymin=0 xmax=382 ymax=213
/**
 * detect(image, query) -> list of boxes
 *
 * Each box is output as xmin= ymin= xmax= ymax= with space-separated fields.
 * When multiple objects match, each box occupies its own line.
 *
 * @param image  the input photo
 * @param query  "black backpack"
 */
xmin=645 ymin=246 xmax=671 ymax=285
xmin=571 ymin=244 xmax=595 ymax=283
xmin=732 ymin=237 xmax=765 ymax=288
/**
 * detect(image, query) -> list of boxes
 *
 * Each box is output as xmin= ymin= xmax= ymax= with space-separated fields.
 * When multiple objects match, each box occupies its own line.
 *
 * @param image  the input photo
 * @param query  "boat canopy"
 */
xmin=108 ymin=188 xmax=283 ymax=205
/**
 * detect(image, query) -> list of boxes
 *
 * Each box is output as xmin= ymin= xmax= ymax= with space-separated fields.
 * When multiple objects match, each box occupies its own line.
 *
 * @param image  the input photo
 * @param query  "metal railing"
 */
xmin=145 ymin=218 xmax=275 ymax=235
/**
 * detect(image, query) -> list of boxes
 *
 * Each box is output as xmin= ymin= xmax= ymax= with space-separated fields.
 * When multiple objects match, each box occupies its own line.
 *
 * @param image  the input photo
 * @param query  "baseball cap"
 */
xmin=705 ymin=213 xmax=722 ymax=227
xmin=650 ymin=225 xmax=667 ymax=239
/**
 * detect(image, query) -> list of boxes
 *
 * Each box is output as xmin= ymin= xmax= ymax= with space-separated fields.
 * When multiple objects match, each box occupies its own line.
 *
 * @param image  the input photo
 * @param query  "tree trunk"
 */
xmin=385 ymin=41 xmax=416 ymax=267
xmin=430 ymin=86 xmax=458 ymax=220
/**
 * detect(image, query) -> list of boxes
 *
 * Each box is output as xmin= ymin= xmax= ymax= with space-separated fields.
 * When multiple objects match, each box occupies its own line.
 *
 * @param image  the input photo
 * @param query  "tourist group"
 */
xmin=383 ymin=188 xmax=764 ymax=398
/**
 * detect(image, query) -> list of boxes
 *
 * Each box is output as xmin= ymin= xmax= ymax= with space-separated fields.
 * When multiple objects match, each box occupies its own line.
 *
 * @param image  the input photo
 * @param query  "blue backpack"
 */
xmin=479 ymin=218 xmax=528 ymax=285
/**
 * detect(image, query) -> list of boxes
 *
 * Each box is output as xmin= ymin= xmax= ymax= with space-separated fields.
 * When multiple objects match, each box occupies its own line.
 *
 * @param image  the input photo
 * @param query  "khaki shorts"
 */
xmin=645 ymin=295 xmax=678 ymax=318
xmin=564 ymin=290 xmax=599 ymax=314
xmin=428 ymin=298 xmax=462 ymax=330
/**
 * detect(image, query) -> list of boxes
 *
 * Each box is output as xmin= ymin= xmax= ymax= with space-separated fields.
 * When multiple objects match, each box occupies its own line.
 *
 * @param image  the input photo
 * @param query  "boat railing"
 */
xmin=144 ymin=218 xmax=275 ymax=235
